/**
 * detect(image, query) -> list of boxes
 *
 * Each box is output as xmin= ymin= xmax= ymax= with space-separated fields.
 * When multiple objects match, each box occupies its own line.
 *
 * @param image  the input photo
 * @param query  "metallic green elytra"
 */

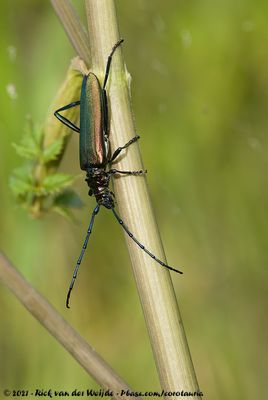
xmin=80 ymin=73 xmax=108 ymax=169
xmin=54 ymin=39 xmax=183 ymax=309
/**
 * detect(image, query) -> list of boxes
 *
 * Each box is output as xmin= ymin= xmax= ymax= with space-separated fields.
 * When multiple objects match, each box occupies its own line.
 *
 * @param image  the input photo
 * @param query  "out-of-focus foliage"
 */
xmin=9 ymin=118 xmax=82 ymax=218
xmin=0 ymin=1 xmax=267 ymax=399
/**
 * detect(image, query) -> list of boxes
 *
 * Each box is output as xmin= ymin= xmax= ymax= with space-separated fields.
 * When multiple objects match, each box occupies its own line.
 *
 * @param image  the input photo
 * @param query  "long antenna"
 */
xmin=66 ymin=204 xmax=100 ymax=308
xmin=111 ymin=207 xmax=183 ymax=274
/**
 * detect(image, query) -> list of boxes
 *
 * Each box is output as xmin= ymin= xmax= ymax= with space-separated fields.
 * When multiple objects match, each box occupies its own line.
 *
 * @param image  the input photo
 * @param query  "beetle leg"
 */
xmin=109 ymin=168 xmax=147 ymax=176
xmin=54 ymin=101 xmax=80 ymax=133
xmin=103 ymin=39 xmax=124 ymax=90
xmin=103 ymin=89 xmax=109 ymax=136
xmin=109 ymin=135 xmax=140 ymax=163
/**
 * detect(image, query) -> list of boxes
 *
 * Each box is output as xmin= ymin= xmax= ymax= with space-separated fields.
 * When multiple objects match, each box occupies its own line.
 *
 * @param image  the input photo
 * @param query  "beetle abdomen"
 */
xmin=80 ymin=73 xmax=107 ymax=169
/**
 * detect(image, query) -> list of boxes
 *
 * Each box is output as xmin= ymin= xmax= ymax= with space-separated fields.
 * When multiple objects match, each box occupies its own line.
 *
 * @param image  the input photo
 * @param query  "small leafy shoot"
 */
xmin=9 ymin=119 xmax=82 ymax=218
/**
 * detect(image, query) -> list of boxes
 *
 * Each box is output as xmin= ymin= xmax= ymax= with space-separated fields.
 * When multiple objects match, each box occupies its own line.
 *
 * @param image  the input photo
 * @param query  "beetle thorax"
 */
xmin=85 ymin=168 xmax=114 ymax=209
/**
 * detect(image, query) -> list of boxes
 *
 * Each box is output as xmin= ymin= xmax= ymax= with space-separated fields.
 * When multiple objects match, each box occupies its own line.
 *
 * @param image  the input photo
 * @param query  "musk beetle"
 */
xmin=54 ymin=39 xmax=182 ymax=308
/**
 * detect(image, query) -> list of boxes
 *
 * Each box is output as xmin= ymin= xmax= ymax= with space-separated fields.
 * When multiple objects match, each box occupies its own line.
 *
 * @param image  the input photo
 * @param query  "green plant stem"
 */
xmin=0 ymin=252 xmax=140 ymax=400
xmin=51 ymin=0 xmax=91 ymax=66
xmin=50 ymin=0 xmax=200 ymax=394
xmin=85 ymin=0 xmax=200 ymax=395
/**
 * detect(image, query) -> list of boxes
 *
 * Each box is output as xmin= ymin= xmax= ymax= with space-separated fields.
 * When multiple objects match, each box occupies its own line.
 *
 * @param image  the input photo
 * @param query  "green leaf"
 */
xmin=12 ymin=122 xmax=44 ymax=160
xmin=42 ymin=173 xmax=75 ymax=194
xmin=24 ymin=119 xmax=43 ymax=146
xmin=31 ymin=123 xmax=43 ymax=146
xmin=12 ymin=142 xmax=39 ymax=160
xmin=9 ymin=164 xmax=34 ymax=196
xmin=54 ymin=189 xmax=84 ymax=209
xmin=42 ymin=137 xmax=64 ymax=163
xmin=9 ymin=175 xmax=32 ymax=196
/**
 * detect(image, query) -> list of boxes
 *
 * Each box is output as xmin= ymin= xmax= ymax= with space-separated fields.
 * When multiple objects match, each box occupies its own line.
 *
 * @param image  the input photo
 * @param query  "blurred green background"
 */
xmin=0 ymin=0 xmax=267 ymax=398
